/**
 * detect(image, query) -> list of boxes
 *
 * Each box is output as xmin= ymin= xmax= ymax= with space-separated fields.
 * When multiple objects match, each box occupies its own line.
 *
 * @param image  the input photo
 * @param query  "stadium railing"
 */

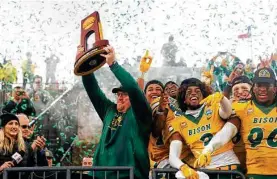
xmin=2 ymin=166 xmax=134 ymax=179
xmin=152 ymin=168 xmax=246 ymax=179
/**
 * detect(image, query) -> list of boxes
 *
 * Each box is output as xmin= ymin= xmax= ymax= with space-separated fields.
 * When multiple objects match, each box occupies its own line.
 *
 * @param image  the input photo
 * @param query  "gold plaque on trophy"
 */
xmin=74 ymin=11 xmax=109 ymax=76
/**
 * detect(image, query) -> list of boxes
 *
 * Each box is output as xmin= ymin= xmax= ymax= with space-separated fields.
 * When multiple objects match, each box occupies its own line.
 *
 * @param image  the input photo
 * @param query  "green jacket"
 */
xmin=82 ymin=62 xmax=152 ymax=179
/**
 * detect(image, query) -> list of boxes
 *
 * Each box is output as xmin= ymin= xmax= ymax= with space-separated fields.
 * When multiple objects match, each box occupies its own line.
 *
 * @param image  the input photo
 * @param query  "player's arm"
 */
xmin=206 ymin=116 xmax=240 ymax=152
xmin=137 ymin=77 xmax=144 ymax=90
xmin=195 ymin=116 xmax=240 ymax=167
xmin=169 ymin=133 xmax=199 ymax=179
xmin=219 ymin=96 xmax=233 ymax=119
xmin=200 ymin=92 xmax=232 ymax=119
xmin=151 ymin=93 xmax=169 ymax=138
xmin=169 ymin=133 xmax=186 ymax=169
xmin=152 ymin=108 xmax=168 ymax=138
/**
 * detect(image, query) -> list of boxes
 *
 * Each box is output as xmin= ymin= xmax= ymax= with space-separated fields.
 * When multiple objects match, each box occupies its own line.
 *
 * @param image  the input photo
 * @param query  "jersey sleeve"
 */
xmin=150 ymin=97 xmax=161 ymax=116
xmin=163 ymin=116 xmax=182 ymax=143
xmin=231 ymin=100 xmax=249 ymax=119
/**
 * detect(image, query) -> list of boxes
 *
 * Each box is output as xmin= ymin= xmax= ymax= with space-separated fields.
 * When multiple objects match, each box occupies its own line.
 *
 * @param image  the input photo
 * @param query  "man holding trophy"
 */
xmin=75 ymin=12 xmax=152 ymax=179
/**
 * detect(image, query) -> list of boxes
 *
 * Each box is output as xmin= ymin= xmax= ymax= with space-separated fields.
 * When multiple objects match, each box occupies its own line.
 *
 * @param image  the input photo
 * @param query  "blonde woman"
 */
xmin=0 ymin=113 xmax=30 ymax=175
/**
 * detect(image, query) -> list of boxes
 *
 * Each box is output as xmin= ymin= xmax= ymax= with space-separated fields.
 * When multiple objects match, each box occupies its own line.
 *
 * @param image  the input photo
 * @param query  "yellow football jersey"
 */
xmin=168 ymin=103 xmax=234 ymax=159
xmin=232 ymin=100 xmax=277 ymax=175
xmin=149 ymin=97 xmax=194 ymax=166
xmin=231 ymin=102 xmax=247 ymax=171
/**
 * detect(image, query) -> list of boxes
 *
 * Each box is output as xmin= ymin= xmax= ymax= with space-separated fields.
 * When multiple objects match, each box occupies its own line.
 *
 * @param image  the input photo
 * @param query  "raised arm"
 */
xmin=102 ymin=46 xmax=152 ymax=127
xmin=219 ymin=96 xmax=233 ymax=119
xmin=82 ymin=73 xmax=114 ymax=121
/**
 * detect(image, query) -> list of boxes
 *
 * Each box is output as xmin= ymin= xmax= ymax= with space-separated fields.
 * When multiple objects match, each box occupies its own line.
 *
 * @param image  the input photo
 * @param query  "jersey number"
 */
xmin=248 ymin=127 xmax=277 ymax=148
xmin=200 ymin=133 xmax=213 ymax=146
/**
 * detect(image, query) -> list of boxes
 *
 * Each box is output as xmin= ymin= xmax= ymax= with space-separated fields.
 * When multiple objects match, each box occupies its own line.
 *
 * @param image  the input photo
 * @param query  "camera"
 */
xmin=17 ymin=91 xmax=25 ymax=96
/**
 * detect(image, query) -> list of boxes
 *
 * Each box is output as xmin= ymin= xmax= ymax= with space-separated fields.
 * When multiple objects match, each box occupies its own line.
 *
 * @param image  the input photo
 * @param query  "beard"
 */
xmin=187 ymin=104 xmax=202 ymax=110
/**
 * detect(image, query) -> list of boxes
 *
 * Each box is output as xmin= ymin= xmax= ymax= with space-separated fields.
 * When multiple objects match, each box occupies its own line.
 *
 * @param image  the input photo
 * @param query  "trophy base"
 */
xmin=74 ymin=40 xmax=109 ymax=76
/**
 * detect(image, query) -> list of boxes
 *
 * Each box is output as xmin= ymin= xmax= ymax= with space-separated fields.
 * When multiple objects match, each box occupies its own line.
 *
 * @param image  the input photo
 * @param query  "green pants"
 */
xmin=247 ymin=174 xmax=277 ymax=179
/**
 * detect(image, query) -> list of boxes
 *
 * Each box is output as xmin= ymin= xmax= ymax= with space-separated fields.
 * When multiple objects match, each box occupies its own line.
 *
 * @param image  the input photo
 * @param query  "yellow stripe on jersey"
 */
xmin=232 ymin=100 xmax=277 ymax=175
xmin=167 ymin=103 xmax=234 ymax=159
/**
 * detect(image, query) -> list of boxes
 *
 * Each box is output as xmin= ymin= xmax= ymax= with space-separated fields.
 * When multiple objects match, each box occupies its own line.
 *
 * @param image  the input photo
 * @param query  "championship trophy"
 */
xmin=74 ymin=11 xmax=109 ymax=76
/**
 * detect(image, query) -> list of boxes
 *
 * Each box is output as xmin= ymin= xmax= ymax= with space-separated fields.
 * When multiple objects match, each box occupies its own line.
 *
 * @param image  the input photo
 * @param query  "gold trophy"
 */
xmin=74 ymin=11 xmax=109 ymax=76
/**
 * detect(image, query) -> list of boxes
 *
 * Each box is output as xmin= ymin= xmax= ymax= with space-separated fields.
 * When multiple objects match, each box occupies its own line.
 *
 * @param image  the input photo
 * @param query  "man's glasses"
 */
xmin=21 ymin=125 xmax=31 ymax=129
xmin=116 ymin=92 xmax=128 ymax=97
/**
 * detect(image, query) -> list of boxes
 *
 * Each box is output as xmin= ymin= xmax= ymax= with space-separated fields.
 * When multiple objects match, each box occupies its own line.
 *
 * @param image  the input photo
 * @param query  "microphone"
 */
xmin=11 ymin=151 xmax=25 ymax=165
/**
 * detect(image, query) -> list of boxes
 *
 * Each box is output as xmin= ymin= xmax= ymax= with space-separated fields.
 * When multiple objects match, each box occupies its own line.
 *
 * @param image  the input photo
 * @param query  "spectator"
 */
xmin=22 ymin=52 xmax=36 ymax=89
xmin=161 ymin=35 xmax=178 ymax=66
xmin=17 ymin=113 xmax=48 ymax=167
xmin=82 ymin=46 xmax=152 ymax=179
xmin=45 ymin=149 xmax=53 ymax=167
xmin=2 ymin=86 xmax=36 ymax=117
xmin=82 ymin=157 xmax=93 ymax=167
xmin=0 ymin=113 xmax=35 ymax=179
xmin=45 ymin=54 xmax=60 ymax=85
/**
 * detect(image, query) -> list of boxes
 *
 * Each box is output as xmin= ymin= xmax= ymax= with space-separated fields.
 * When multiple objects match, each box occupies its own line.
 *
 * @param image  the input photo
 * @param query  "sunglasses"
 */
xmin=21 ymin=125 xmax=31 ymax=129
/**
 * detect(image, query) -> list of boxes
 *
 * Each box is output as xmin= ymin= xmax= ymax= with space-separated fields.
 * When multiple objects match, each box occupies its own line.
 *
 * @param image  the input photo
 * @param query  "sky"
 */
xmin=0 ymin=0 xmax=277 ymax=84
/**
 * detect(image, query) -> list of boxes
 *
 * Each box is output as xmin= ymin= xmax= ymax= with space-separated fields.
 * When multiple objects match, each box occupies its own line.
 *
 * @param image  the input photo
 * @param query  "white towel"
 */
xmin=175 ymin=170 xmax=209 ymax=179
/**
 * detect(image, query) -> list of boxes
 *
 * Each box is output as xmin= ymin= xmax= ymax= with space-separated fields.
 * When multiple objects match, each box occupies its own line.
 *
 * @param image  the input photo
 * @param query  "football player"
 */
xmin=168 ymin=78 xmax=239 ymax=179
xmin=197 ymin=67 xmax=277 ymax=179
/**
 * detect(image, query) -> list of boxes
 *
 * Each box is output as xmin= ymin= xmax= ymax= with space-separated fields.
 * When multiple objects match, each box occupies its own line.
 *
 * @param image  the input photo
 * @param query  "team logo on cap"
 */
xmin=258 ymin=69 xmax=271 ymax=78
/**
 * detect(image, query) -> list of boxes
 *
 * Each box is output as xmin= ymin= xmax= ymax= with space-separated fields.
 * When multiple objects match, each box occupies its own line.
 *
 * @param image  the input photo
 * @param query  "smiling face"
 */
xmin=18 ymin=114 xmax=30 ymax=139
xmin=185 ymin=86 xmax=204 ymax=109
xmin=4 ymin=120 xmax=19 ymax=139
xmin=165 ymin=83 xmax=178 ymax=99
xmin=232 ymin=83 xmax=252 ymax=101
xmin=253 ymin=82 xmax=276 ymax=105
xmin=145 ymin=84 xmax=163 ymax=103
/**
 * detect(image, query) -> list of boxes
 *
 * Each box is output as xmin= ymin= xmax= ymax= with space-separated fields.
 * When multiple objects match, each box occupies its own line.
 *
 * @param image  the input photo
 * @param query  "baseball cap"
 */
xmin=252 ymin=67 xmax=276 ymax=84
xmin=112 ymin=86 xmax=127 ymax=93
xmin=232 ymin=76 xmax=252 ymax=88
